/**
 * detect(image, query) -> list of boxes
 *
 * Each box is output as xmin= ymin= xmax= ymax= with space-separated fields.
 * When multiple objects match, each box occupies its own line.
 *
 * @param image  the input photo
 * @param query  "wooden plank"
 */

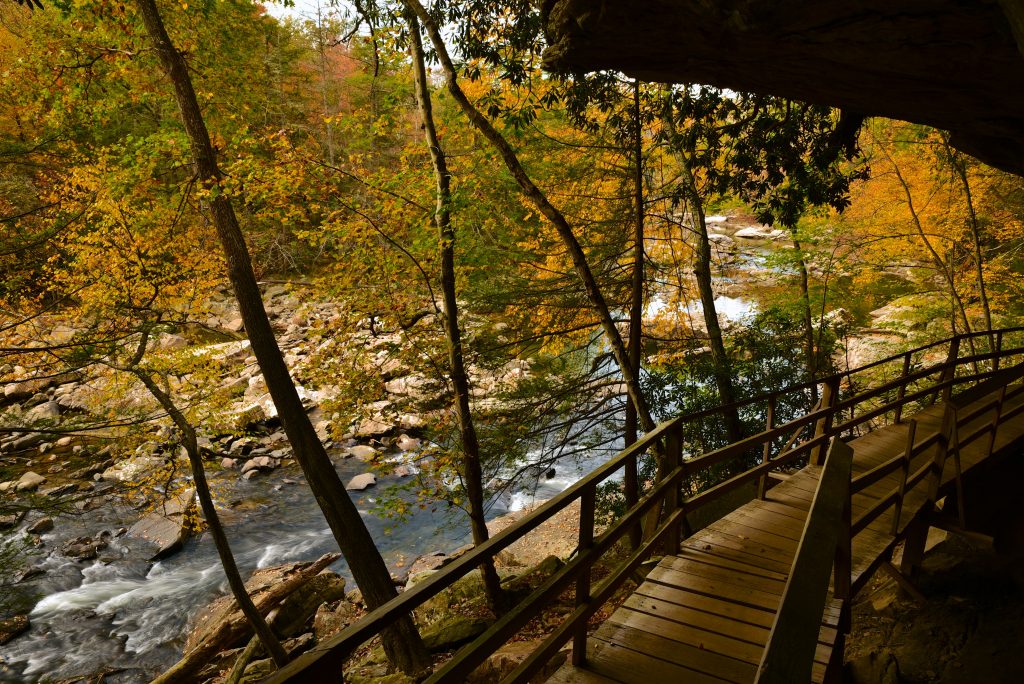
xmin=632 ymin=580 xmax=777 ymax=629
xmin=624 ymin=594 xmax=772 ymax=646
xmin=647 ymin=565 xmax=783 ymax=613
xmin=603 ymin=607 xmax=767 ymax=664
xmin=681 ymin=531 xmax=797 ymax=576
xmin=586 ymin=635 xmax=735 ymax=684
xmin=756 ymin=439 xmax=852 ymax=684
xmin=659 ymin=557 xmax=786 ymax=597
xmin=675 ymin=546 xmax=790 ymax=582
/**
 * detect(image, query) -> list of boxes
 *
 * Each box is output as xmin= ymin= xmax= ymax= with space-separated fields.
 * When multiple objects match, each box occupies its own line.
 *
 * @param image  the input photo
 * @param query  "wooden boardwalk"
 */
xmin=550 ymin=382 xmax=1024 ymax=684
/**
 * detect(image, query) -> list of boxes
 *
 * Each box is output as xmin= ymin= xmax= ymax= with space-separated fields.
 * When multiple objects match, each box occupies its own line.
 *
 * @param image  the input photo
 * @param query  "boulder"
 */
xmin=225 ymin=318 xmax=245 ymax=333
xmin=354 ymin=417 xmax=391 ymax=438
xmin=421 ymin=614 xmax=492 ymax=652
xmin=734 ymin=225 xmax=788 ymax=241
xmin=396 ymin=434 xmax=420 ymax=452
xmin=0 ymin=514 xmax=17 ymax=529
xmin=345 ymin=473 xmax=376 ymax=491
xmin=0 ymin=615 xmax=30 ymax=645
xmin=15 ymin=471 xmax=46 ymax=492
xmin=273 ymin=572 xmax=348 ymax=637
xmin=313 ymin=600 xmax=359 ymax=642
xmin=234 ymin=404 xmax=267 ymax=431
xmin=27 ymin=517 xmax=54 ymax=535
xmin=62 ymin=536 xmax=107 ymax=560
xmin=347 ymin=445 xmax=378 ymax=461
xmin=27 ymin=401 xmax=61 ymax=421
xmin=39 ymin=483 xmax=76 ymax=498
xmin=467 ymin=640 xmax=568 ymax=683
xmin=127 ymin=488 xmax=199 ymax=560
xmin=240 ymin=456 xmax=274 ymax=475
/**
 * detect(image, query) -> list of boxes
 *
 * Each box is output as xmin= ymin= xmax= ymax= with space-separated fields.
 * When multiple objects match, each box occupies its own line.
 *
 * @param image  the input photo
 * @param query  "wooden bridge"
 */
xmin=266 ymin=328 xmax=1024 ymax=683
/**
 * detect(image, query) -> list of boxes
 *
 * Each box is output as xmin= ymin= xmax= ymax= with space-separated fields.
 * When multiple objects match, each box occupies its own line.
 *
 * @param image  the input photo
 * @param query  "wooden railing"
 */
xmin=756 ymin=439 xmax=853 ymax=684
xmin=264 ymin=327 xmax=1024 ymax=684
xmin=760 ymin=358 xmax=1024 ymax=684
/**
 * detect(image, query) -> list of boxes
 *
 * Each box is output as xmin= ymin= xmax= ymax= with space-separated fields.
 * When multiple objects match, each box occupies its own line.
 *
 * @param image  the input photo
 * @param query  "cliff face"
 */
xmin=542 ymin=0 xmax=1024 ymax=175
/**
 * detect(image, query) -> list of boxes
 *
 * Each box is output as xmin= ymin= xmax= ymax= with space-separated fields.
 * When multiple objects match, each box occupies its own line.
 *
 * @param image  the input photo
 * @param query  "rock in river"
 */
xmin=127 ymin=488 xmax=199 ymax=560
xmin=345 ymin=473 xmax=376 ymax=491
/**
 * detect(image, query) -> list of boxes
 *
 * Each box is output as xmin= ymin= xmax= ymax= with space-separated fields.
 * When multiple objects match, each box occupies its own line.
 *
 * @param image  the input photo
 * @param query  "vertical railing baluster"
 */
xmin=994 ymin=330 xmax=1004 ymax=371
xmin=758 ymin=394 xmax=777 ymax=499
xmin=811 ymin=377 xmax=839 ymax=466
xmin=572 ymin=484 xmax=596 ymax=666
xmin=624 ymin=450 xmax=640 ymax=550
xmin=940 ymin=336 xmax=961 ymax=403
xmin=894 ymin=352 xmax=912 ymax=424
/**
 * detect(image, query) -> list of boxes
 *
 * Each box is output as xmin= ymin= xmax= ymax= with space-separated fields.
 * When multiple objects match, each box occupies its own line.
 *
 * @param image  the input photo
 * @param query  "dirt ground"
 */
xmin=845 ymin=531 xmax=1024 ymax=683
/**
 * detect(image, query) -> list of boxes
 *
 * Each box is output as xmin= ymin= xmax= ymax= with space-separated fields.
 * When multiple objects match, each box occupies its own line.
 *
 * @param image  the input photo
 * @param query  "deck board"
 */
xmin=549 ymin=380 xmax=1024 ymax=683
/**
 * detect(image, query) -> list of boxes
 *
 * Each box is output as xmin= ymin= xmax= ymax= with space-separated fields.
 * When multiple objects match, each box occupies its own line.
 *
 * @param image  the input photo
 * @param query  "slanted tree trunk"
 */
xmin=133 ymin=0 xmax=428 ymax=674
xmin=663 ymin=109 xmax=744 ymax=443
xmin=400 ymin=0 xmax=658 ymax=443
xmin=406 ymin=11 xmax=505 ymax=613
xmin=135 ymin=371 xmax=288 ymax=677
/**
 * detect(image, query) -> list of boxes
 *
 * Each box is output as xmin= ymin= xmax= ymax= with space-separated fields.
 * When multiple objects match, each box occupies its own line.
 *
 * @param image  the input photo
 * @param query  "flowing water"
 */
xmin=0 ymin=455 xmax=481 ymax=683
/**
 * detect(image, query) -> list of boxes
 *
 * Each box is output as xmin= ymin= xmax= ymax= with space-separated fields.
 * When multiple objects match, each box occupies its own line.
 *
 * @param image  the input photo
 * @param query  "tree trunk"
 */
xmin=886 ymin=145 xmax=974 ymax=337
xmin=792 ymin=236 xmax=819 ymax=405
xmin=400 ymin=0 xmax=657 ymax=442
xmin=406 ymin=11 xmax=506 ymax=613
xmin=136 ymin=372 xmax=287 ymax=671
xmin=664 ymin=110 xmax=744 ymax=443
xmin=625 ymin=79 xmax=645 ymax=449
xmin=133 ymin=0 xmax=428 ymax=674
xmin=941 ymin=133 xmax=994 ymax=342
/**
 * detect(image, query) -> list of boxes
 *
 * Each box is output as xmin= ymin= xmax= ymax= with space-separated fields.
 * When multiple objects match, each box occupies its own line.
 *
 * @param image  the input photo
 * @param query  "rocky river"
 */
xmin=1 ymin=213 xmax=916 ymax=682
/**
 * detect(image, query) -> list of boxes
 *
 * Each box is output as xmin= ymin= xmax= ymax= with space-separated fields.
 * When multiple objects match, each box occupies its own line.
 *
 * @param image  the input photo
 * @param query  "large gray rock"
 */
xmin=127 ymin=488 xmax=199 ymax=560
xmin=27 ymin=517 xmax=54 ymax=535
xmin=27 ymin=401 xmax=61 ymax=421
xmin=15 ymin=471 xmax=46 ymax=492
xmin=347 ymin=445 xmax=378 ymax=461
xmin=345 ymin=473 xmax=376 ymax=491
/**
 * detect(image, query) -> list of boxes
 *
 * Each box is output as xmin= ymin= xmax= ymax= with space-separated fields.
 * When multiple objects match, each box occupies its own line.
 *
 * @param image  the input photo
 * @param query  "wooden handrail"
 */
xmin=262 ymin=327 xmax=1024 ymax=684
xmin=756 ymin=439 xmax=853 ymax=684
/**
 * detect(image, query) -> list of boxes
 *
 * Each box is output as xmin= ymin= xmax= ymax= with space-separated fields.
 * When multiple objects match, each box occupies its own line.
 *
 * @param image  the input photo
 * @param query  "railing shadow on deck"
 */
xmin=263 ymin=327 xmax=1024 ymax=684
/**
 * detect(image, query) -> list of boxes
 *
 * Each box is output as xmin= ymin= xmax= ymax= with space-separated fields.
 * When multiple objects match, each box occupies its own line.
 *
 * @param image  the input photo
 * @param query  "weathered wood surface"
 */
xmin=541 ymin=0 xmax=1024 ymax=176
xmin=550 ymin=382 xmax=1024 ymax=683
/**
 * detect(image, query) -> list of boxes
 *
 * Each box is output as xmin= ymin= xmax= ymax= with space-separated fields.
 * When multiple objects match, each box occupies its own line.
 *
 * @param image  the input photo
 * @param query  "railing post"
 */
xmin=624 ymin=451 xmax=640 ymax=551
xmin=891 ymin=419 xmax=916 ymax=535
xmin=758 ymin=394 xmax=777 ymax=499
xmin=994 ymin=330 xmax=1004 ymax=371
xmin=810 ymin=377 xmax=839 ymax=466
xmin=664 ymin=422 xmax=687 ymax=552
xmin=939 ymin=336 xmax=961 ymax=403
xmin=987 ymin=385 xmax=1007 ymax=459
xmin=572 ymin=485 xmax=596 ymax=666
xmin=894 ymin=352 xmax=912 ymax=424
